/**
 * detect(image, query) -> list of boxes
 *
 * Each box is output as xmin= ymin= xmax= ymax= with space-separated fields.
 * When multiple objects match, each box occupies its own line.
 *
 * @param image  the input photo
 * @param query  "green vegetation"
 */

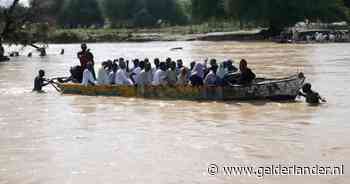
xmin=59 ymin=0 xmax=104 ymax=28
xmin=46 ymin=0 xmax=350 ymax=34
xmin=1 ymin=0 xmax=350 ymax=48
xmin=48 ymin=22 xmax=250 ymax=43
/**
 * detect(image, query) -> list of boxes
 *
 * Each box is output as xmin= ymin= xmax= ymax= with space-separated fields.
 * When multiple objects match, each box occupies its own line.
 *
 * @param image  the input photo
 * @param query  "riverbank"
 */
xmin=48 ymin=27 xmax=265 ymax=43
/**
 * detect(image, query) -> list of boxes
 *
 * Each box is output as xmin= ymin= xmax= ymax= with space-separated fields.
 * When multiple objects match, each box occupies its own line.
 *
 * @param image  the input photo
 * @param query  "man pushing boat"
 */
xmin=33 ymin=70 xmax=50 ymax=92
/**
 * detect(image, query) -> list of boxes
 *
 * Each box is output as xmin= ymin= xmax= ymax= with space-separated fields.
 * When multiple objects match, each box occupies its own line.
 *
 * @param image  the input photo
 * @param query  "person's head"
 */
xmin=112 ymin=61 xmax=119 ymax=72
xmin=177 ymin=59 xmax=183 ymax=68
xmin=211 ymin=64 xmax=218 ymax=74
xmin=133 ymin=59 xmax=140 ymax=68
xmin=107 ymin=60 xmax=113 ymax=67
xmin=139 ymin=61 xmax=145 ymax=70
xmin=81 ymin=43 xmax=87 ymax=51
xmin=102 ymin=61 xmax=109 ymax=69
xmin=119 ymin=57 xmax=124 ymax=62
xmin=154 ymin=58 xmax=160 ymax=68
xmin=144 ymin=58 xmax=150 ymax=64
xmin=227 ymin=65 xmax=235 ymax=72
xmin=227 ymin=60 xmax=233 ymax=67
xmin=166 ymin=58 xmax=172 ymax=69
xmin=102 ymin=61 xmax=107 ymax=67
xmin=159 ymin=62 xmax=167 ymax=71
xmin=145 ymin=62 xmax=152 ymax=72
xmin=38 ymin=70 xmax=45 ymax=77
xmin=170 ymin=61 xmax=176 ymax=71
xmin=239 ymin=59 xmax=248 ymax=71
xmin=210 ymin=59 xmax=217 ymax=67
xmin=190 ymin=61 xmax=196 ymax=71
xmin=119 ymin=60 xmax=126 ymax=70
xmin=302 ymin=83 xmax=312 ymax=93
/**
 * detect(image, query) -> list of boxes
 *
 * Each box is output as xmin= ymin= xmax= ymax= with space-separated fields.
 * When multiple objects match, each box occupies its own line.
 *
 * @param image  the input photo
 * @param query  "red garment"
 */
xmin=78 ymin=50 xmax=94 ymax=69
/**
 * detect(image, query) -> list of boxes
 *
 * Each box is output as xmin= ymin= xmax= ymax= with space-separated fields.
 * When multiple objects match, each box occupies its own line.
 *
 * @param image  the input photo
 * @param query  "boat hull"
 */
xmin=59 ymin=73 xmax=305 ymax=101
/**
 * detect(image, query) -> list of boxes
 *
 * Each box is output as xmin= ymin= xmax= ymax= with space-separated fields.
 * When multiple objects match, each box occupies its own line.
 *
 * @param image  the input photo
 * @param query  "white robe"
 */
xmin=115 ymin=69 xmax=134 ymax=86
xmin=137 ymin=70 xmax=153 ymax=86
xmin=97 ymin=67 xmax=110 ymax=85
xmin=81 ymin=69 xmax=96 ymax=86
xmin=132 ymin=67 xmax=142 ymax=84
xmin=152 ymin=69 xmax=167 ymax=86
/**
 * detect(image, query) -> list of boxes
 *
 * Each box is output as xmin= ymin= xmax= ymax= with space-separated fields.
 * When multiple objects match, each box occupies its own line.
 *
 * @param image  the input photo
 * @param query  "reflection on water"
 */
xmin=0 ymin=42 xmax=349 ymax=183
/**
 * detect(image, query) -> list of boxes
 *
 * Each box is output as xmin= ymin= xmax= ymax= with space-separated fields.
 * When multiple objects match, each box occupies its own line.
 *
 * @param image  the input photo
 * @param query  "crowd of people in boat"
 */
xmin=300 ymin=31 xmax=349 ymax=43
xmin=277 ymin=30 xmax=350 ymax=43
xmin=31 ymin=43 xmax=326 ymax=104
xmin=70 ymin=44 xmax=256 ymax=87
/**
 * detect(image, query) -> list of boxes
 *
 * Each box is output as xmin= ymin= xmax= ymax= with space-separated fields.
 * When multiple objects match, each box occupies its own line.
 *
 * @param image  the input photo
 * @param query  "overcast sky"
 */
xmin=0 ymin=0 xmax=28 ymax=7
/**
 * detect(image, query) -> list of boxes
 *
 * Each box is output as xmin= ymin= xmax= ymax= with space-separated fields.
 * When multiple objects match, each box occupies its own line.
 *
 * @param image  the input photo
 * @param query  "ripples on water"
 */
xmin=0 ymin=42 xmax=349 ymax=183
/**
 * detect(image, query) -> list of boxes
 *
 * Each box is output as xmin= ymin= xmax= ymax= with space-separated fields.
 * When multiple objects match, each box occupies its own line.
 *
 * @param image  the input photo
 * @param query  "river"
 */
xmin=0 ymin=42 xmax=349 ymax=184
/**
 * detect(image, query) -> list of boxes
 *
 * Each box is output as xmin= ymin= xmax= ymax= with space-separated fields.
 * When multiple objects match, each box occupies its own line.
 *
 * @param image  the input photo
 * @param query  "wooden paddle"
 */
xmin=45 ymin=77 xmax=68 ymax=93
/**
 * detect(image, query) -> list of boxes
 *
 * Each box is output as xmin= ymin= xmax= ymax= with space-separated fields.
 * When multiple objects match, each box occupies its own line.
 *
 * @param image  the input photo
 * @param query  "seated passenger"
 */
xmin=153 ymin=62 xmax=168 ymax=86
xmin=167 ymin=61 xmax=178 ymax=85
xmin=137 ymin=62 xmax=153 ymax=86
xmin=82 ymin=63 xmax=96 ymax=86
xmin=204 ymin=65 xmax=219 ymax=86
xmin=109 ymin=60 xmax=118 ymax=85
xmin=205 ymin=58 xmax=218 ymax=76
xmin=152 ymin=58 xmax=160 ymax=75
xmin=189 ymin=63 xmax=204 ymax=87
xmin=299 ymin=83 xmax=326 ymax=104
xmin=176 ymin=59 xmax=184 ymax=75
xmin=237 ymin=59 xmax=256 ymax=85
xmin=132 ymin=60 xmax=144 ymax=84
xmin=166 ymin=57 xmax=172 ymax=70
xmin=70 ymin=65 xmax=83 ymax=83
xmin=97 ymin=61 xmax=110 ymax=85
xmin=132 ymin=59 xmax=140 ymax=72
xmin=177 ymin=67 xmax=189 ymax=86
xmin=115 ymin=61 xmax=134 ymax=86
xmin=226 ymin=60 xmax=238 ymax=73
xmin=217 ymin=63 xmax=226 ymax=79
xmin=190 ymin=61 xmax=196 ymax=71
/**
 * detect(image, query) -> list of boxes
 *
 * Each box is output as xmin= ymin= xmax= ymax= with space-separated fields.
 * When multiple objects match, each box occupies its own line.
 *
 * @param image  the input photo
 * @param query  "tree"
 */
xmin=191 ymin=0 xmax=225 ymax=22
xmin=146 ymin=0 xmax=188 ymax=25
xmin=102 ymin=0 xmax=139 ymax=27
xmin=59 ymin=0 xmax=104 ymax=28
xmin=102 ymin=0 xmax=188 ymax=27
xmin=0 ymin=0 xmax=53 ymax=58
xmin=223 ymin=0 xmax=349 ymax=34
xmin=345 ymin=0 xmax=350 ymax=7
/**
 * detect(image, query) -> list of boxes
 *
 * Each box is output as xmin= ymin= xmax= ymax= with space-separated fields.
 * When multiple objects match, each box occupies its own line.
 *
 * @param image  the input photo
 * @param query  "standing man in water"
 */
xmin=0 ymin=44 xmax=4 ymax=57
xmin=77 ymin=43 xmax=95 ymax=79
xmin=33 ymin=70 xmax=49 ymax=92
xmin=0 ymin=43 xmax=9 ymax=61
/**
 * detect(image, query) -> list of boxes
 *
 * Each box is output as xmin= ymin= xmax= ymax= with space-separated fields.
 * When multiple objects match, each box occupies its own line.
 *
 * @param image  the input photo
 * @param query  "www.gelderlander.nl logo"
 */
xmin=208 ymin=163 xmax=344 ymax=178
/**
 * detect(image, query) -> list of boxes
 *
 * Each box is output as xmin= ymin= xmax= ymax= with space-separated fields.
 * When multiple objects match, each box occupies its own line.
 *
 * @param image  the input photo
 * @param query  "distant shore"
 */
xmin=48 ymin=27 xmax=266 ymax=43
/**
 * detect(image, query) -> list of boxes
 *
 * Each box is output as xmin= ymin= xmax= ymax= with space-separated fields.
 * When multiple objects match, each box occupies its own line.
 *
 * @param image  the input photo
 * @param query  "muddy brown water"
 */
xmin=0 ymin=42 xmax=349 ymax=183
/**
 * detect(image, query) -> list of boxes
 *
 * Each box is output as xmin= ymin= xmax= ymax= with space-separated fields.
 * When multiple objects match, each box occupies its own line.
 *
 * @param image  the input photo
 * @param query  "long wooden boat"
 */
xmin=58 ymin=73 xmax=305 ymax=101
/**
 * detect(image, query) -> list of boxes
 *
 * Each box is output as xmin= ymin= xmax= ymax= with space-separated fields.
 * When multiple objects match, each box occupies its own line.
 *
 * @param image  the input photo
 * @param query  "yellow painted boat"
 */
xmin=58 ymin=73 xmax=305 ymax=101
